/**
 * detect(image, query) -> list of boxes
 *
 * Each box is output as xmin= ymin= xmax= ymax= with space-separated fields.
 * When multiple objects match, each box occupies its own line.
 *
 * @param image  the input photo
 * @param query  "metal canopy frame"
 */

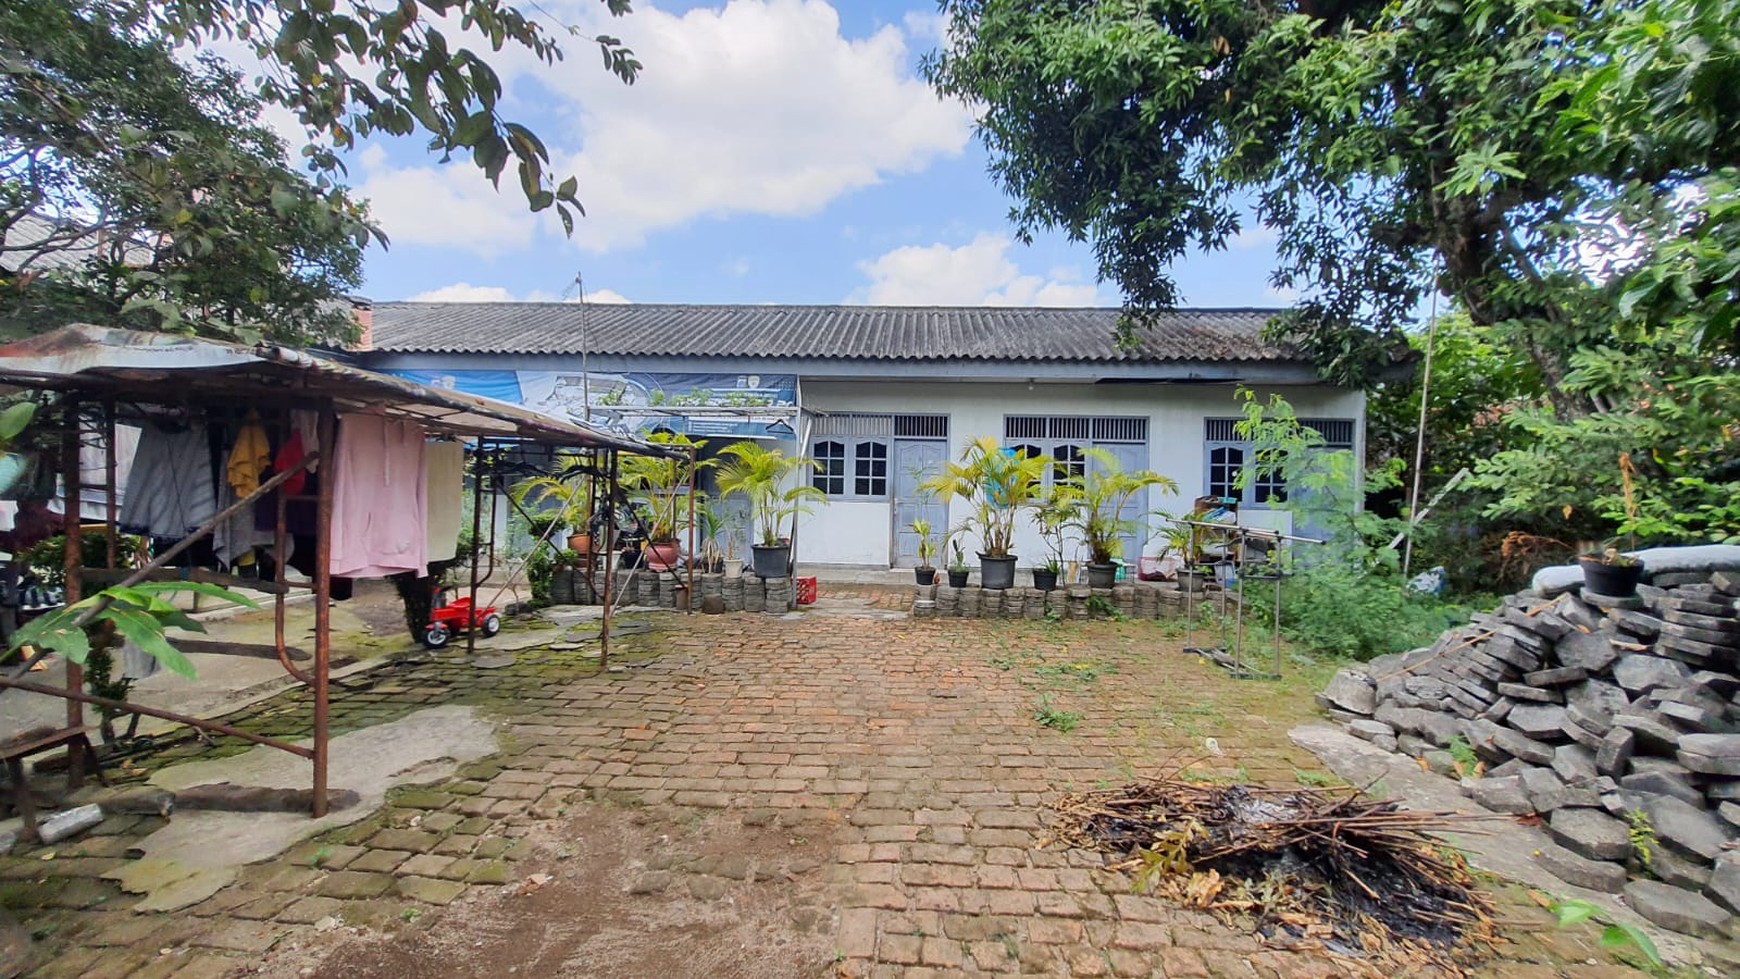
xmin=0 ymin=325 xmax=677 ymax=821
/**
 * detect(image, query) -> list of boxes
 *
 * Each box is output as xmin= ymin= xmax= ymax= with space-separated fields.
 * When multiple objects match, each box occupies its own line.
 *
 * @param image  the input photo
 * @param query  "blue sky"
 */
xmin=340 ymin=0 xmax=1286 ymax=308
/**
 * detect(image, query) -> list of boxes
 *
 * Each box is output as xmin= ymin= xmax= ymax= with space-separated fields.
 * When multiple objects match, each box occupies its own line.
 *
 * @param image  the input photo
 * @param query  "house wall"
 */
xmin=792 ymin=380 xmax=1365 ymax=568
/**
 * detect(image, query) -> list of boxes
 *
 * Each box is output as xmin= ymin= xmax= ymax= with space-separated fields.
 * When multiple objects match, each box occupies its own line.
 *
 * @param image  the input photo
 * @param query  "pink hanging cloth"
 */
xmin=329 ymin=414 xmax=428 ymax=578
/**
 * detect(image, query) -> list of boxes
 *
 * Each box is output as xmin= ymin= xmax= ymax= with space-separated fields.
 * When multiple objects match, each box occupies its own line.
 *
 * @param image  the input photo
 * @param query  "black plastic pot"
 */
xmin=1580 ymin=555 xmax=1643 ymax=597
xmin=946 ymin=568 xmax=970 ymax=588
xmin=751 ymin=542 xmax=790 ymax=579
xmin=915 ymin=567 xmax=937 ymax=585
xmin=979 ymin=554 xmax=1017 ymax=590
xmin=1086 ymin=563 xmax=1118 ymax=588
xmin=1032 ymin=568 xmax=1059 ymax=591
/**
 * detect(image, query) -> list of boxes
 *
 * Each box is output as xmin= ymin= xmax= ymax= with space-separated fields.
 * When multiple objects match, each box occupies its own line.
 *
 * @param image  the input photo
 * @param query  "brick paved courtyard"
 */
xmin=2 ymin=590 xmax=1642 ymax=977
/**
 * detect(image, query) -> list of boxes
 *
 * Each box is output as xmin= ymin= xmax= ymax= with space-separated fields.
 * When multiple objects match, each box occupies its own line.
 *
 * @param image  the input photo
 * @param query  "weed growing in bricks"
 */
xmin=1033 ymin=696 xmax=1081 ymax=733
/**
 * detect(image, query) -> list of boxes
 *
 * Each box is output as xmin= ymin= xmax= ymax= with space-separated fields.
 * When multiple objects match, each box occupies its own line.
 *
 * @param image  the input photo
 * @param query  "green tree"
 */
xmin=3 ymin=1 xmax=372 ymax=343
xmin=925 ymin=0 xmax=1740 ymax=399
xmin=3 ymin=0 xmax=640 ymax=342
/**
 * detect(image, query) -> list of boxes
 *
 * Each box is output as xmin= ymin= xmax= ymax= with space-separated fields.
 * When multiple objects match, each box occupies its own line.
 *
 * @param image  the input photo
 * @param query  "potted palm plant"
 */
xmin=620 ymin=433 xmax=709 ymax=572
xmin=511 ymin=453 xmax=596 ymax=555
xmin=696 ymin=498 xmax=726 ymax=573
xmin=921 ymin=436 xmax=1050 ymax=589
xmin=912 ymin=518 xmax=938 ymax=585
xmin=714 ymin=441 xmax=824 ymax=578
xmin=1069 ymin=449 xmax=1178 ymax=588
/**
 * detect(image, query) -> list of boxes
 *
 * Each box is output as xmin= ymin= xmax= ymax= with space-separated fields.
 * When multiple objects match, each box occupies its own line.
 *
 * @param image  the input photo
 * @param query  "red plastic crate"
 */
xmin=794 ymin=576 xmax=818 ymax=605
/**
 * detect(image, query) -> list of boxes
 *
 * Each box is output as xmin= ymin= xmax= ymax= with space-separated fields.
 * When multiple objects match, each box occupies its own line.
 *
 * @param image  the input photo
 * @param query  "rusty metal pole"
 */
xmin=466 ymin=442 xmax=485 ymax=657
xmin=271 ymin=411 xmax=310 ymax=684
xmin=311 ymin=405 xmax=336 ymax=817
xmin=102 ymin=401 xmax=117 ymax=570
xmin=60 ymin=399 xmax=84 ymax=763
xmin=685 ymin=445 xmax=696 ymax=614
xmin=600 ymin=449 xmax=617 ymax=670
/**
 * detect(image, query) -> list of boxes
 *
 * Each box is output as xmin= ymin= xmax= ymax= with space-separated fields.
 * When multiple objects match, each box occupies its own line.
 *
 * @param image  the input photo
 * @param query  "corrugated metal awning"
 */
xmin=0 ymin=325 xmax=681 ymax=457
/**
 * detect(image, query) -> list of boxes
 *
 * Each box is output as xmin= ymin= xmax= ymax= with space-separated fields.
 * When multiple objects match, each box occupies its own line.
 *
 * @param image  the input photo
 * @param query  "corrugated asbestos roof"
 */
xmin=369 ymin=303 xmax=1296 ymax=364
xmin=0 ymin=324 xmax=679 ymax=455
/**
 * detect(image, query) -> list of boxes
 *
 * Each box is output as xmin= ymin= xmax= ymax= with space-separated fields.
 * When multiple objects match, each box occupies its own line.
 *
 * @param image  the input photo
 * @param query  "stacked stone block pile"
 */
xmin=1318 ymin=547 xmax=1740 ymax=939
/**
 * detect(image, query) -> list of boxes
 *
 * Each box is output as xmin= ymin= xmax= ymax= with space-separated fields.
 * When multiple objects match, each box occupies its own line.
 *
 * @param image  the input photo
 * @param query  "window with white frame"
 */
xmin=1202 ymin=417 xmax=1355 ymax=507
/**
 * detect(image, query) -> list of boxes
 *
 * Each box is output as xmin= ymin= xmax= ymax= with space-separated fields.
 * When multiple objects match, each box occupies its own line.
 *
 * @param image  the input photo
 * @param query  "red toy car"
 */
xmin=423 ymin=587 xmax=502 ymax=648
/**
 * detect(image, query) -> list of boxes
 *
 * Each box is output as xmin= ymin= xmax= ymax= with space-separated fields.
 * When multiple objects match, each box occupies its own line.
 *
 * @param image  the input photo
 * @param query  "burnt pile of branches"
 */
xmin=1047 ymin=777 xmax=1497 ymax=972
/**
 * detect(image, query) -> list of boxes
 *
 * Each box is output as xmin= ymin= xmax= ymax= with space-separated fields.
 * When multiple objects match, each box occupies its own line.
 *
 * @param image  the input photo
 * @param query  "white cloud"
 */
xmin=408 ymin=283 xmax=518 ymax=302
xmin=556 ymin=0 xmax=973 ymax=251
xmin=407 ymin=283 xmax=630 ymax=303
xmin=358 ymin=163 xmax=540 ymax=257
xmin=352 ymin=0 xmax=972 ymax=254
xmin=851 ymin=233 xmax=1104 ymax=307
xmin=192 ymin=2 xmax=972 ymax=259
xmin=1231 ymin=224 xmax=1278 ymax=249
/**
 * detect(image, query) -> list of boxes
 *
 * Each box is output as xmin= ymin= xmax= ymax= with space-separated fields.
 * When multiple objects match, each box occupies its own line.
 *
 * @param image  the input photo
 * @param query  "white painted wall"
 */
xmin=789 ymin=380 xmax=1365 ymax=568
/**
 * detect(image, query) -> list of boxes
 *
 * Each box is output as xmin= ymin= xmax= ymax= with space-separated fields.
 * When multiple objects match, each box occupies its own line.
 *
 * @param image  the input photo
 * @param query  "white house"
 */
xmin=354 ymin=302 xmax=1366 ymax=571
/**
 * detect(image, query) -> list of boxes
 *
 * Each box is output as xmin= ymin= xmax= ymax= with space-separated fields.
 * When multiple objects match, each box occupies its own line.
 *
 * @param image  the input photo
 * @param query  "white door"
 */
xmin=892 ymin=439 xmax=947 ymax=568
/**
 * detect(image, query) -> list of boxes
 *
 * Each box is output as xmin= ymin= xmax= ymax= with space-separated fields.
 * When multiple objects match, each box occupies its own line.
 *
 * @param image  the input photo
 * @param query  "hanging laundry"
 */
xmin=271 ymin=429 xmax=308 ymax=498
xmin=424 ymin=440 xmax=465 ymax=563
xmin=213 ymin=478 xmax=275 ymax=568
xmin=72 ymin=423 xmax=140 ymax=519
xmin=121 ymin=421 xmax=217 ymax=538
xmin=330 ymin=414 xmax=427 ymax=578
xmin=291 ymin=409 xmax=321 ymax=471
xmin=227 ymin=411 xmax=270 ymax=496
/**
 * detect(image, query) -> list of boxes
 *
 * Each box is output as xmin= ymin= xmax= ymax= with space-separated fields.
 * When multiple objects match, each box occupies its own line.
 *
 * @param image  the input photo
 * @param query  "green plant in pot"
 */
xmin=944 ymin=533 xmax=970 ymax=588
xmin=512 ymin=454 xmax=596 ymax=555
xmin=921 ymin=436 xmax=1049 ymax=589
xmin=714 ymin=441 xmax=823 ymax=579
xmin=1579 ymin=452 xmax=1647 ymax=598
xmin=1030 ymin=482 xmax=1078 ymax=591
xmin=1067 ymin=448 xmax=1177 ymax=589
xmin=621 ymin=433 xmax=709 ymax=571
xmin=911 ymin=518 xmax=937 ymax=585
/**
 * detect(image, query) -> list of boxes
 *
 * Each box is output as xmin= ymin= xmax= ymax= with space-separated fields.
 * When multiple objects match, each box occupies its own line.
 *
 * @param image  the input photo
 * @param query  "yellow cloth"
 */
xmin=226 ymin=414 xmax=270 ymax=495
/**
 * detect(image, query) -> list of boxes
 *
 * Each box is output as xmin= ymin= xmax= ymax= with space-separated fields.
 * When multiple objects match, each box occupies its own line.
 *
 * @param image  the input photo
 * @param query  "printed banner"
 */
xmin=387 ymin=369 xmax=798 ymax=440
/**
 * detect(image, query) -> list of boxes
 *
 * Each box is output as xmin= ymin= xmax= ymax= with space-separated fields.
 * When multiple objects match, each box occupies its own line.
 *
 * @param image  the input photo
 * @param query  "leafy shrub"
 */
xmin=1268 ymin=562 xmax=1470 ymax=661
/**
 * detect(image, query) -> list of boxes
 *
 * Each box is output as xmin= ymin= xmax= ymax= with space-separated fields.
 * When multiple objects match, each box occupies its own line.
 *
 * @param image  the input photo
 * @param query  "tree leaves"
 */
xmin=6 ymin=581 xmax=259 ymax=682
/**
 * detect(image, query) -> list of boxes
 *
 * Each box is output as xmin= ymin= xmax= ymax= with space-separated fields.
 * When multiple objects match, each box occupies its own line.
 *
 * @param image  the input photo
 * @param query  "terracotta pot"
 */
xmin=567 ymin=532 xmax=592 ymax=555
xmin=644 ymin=540 xmax=682 ymax=571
